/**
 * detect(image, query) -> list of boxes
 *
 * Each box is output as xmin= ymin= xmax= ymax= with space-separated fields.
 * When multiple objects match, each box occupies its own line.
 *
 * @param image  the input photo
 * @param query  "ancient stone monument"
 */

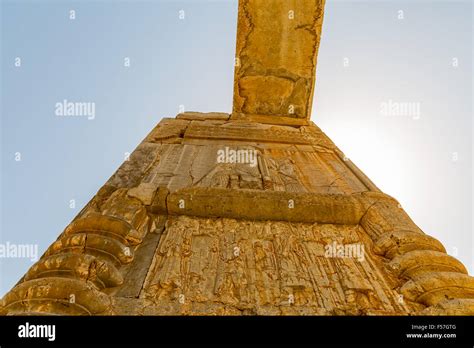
xmin=2 ymin=0 xmax=474 ymax=316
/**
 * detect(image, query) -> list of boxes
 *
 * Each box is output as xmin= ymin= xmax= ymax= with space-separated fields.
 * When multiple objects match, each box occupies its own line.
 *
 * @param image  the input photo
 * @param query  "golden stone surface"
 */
xmin=2 ymin=0 xmax=473 ymax=316
xmin=232 ymin=0 xmax=326 ymax=125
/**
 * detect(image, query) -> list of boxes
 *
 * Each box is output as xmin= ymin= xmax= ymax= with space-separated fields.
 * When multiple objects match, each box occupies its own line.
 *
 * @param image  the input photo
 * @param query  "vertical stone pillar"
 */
xmin=232 ymin=0 xmax=326 ymax=125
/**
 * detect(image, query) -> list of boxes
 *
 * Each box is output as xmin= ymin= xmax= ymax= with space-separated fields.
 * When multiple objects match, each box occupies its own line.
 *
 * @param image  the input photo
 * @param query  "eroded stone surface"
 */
xmin=1 ymin=0 xmax=472 ymax=317
xmin=141 ymin=216 xmax=409 ymax=315
xmin=232 ymin=0 xmax=326 ymax=124
xmin=2 ymin=115 xmax=472 ymax=316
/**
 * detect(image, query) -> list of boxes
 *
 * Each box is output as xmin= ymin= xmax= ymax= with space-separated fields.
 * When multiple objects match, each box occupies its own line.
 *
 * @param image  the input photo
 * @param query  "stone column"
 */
xmin=232 ymin=0 xmax=326 ymax=126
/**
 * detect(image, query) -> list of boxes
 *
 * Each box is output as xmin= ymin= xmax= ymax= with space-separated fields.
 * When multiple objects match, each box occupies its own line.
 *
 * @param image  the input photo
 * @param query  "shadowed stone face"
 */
xmin=233 ymin=0 xmax=326 ymax=125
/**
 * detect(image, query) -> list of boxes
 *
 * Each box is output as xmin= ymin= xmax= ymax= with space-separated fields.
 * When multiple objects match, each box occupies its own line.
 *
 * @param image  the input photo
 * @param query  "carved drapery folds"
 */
xmin=2 ymin=195 xmax=151 ymax=315
xmin=361 ymin=200 xmax=474 ymax=315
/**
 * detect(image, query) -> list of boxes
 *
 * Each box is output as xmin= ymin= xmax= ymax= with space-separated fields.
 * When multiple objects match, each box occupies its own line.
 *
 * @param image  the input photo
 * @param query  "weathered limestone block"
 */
xmin=100 ymin=189 xmax=150 ymax=243
xmin=163 ymin=188 xmax=396 ymax=224
xmin=106 ymin=142 xmax=162 ymax=188
xmin=419 ymin=299 xmax=474 ymax=316
xmin=389 ymin=250 xmax=468 ymax=279
xmin=104 ymin=120 xmax=370 ymax=196
xmin=401 ymin=272 xmax=474 ymax=307
xmin=144 ymin=118 xmax=190 ymax=144
xmin=184 ymin=120 xmax=331 ymax=146
xmin=2 ymin=278 xmax=111 ymax=315
xmin=176 ymin=112 xmax=230 ymax=121
xmin=64 ymin=212 xmax=141 ymax=246
xmin=360 ymin=200 xmax=423 ymax=240
xmin=128 ymin=182 xmax=160 ymax=205
xmin=358 ymin=200 xmax=474 ymax=311
xmin=2 ymin=0 xmax=472 ymax=317
xmin=24 ymin=253 xmax=123 ymax=289
xmin=45 ymin=233 xmax=133 ymax=266
xmin=141 ymin=215 xmax=409 ymax=315
xmin=233 ymin=0 xmax=326 ymax=124
xmin=2 ymin=196 xmax=153 ymax=315
xmin=115 ymin=215 xmax=166 ymax=298
xmin=373 ymin=231 xmax=446 ymax=259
